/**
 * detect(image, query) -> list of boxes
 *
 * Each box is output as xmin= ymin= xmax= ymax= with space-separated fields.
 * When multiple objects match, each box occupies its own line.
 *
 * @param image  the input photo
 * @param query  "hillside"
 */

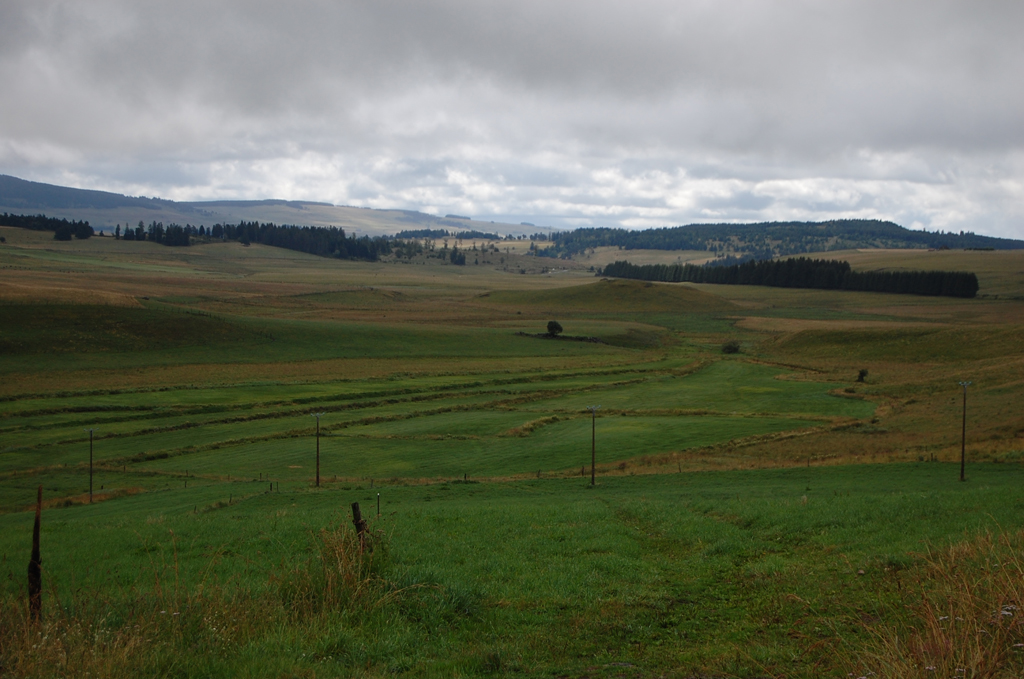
xmin=482 ymin=278 xmax=735 ymax=314
xmin=4 ymin=216 xmax=1024 ymax=677
xmin=0 ymin=174 xmax=545 ymax=238
xmin=540 ymin=219 xmax=1024 ymax=259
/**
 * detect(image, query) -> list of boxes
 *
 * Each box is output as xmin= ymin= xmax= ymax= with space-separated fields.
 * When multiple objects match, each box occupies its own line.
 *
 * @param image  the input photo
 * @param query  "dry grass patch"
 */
xmin=852 ymin=529 xmax=1024 ymax=678
xmin=0 ymin=354 xmax=637 ymax=398
xmin=31 ymin=487 xmax=146 ymax=511
xmin=736 ymin=316 xmax=944 ymax=333
xmin=0 ymin=282 xmax=142 ymax=307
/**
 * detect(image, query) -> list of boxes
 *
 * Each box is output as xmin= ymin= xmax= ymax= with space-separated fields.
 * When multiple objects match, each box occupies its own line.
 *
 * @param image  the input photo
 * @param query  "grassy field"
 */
xmin=1 ymin=227 xmax=1023 ymax=677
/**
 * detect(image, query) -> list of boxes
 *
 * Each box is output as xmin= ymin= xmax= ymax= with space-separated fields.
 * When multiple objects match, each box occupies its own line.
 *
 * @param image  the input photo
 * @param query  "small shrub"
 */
xmin=722 ymin=340 xmax=740 ymax=354
xmin=857 ymin=369 xmax=869 ymax=382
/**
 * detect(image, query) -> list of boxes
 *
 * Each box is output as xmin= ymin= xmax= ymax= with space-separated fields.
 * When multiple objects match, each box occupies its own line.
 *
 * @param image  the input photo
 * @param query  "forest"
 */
xmin=601 ymin=257 xmax=980 ymax=298
xmin=395 ymin=227 xmax=501 ymax=240
xmin=212 ymin=221 xmax=407 ymax=260
xmin=0 ymin=212 xmax=93 ymax=240
xmin=1 ymin=212 xmax=422 ymax=261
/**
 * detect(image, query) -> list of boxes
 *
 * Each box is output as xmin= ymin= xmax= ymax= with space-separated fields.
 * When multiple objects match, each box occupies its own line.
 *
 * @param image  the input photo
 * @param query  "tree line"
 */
xmin=1 ymin=211 xmax=424 ymax=261
xmin=131 ymin=220 xmax=422 ymax=260
xmin=216 ymin=221 xmax=394 ymax=260
xmin=601 ymin=257 xmax=980 ymax=298
xmin=116 ymin=221 xmax=192 ymax=245
xmin=1 ymin=212 xmax=93 ymax=240
xmin=395 ymin=228 xmax=502 ymax=240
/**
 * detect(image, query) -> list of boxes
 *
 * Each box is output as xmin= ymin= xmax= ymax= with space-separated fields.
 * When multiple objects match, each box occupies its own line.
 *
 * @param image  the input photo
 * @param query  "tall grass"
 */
xmin=0 ymin=523 xmax=400 ymax=677
xmin=271 ymin=523 xmax=392 ymax=621
xmin=853 ymin=529 xmax=1024 ymax=678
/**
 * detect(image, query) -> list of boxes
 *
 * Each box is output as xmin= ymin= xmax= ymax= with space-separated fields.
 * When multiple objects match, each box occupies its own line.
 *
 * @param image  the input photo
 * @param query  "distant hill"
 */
xmin=541 ymin=220 xmax=1024 ymax=259
xmin=0 ymin=174 xmax=544 ymax=238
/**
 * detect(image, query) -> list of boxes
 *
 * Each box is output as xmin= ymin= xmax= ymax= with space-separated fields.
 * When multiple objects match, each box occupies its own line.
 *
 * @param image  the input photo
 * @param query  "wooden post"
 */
xmin=351 ymin=502 xmax=369 ymax=550
xmin=311 ymin=412 xmax=325 ymax=488
xmin=959 ymin=381 xmax=971 ymax=482
xmin=587 ymin=406 xmax=600 ymax=486
xmin=377 ymin=492 xmax=380 ymax=517
xmin=28 ymin=485 xmax=42 ymax=621
xmin=88 ymin=429 xmax=94 ymax=504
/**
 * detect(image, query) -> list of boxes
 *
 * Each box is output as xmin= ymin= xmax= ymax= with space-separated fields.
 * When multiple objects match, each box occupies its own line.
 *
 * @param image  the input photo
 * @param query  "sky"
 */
xmin=1 ymin=1 xmax=1022 ymax=237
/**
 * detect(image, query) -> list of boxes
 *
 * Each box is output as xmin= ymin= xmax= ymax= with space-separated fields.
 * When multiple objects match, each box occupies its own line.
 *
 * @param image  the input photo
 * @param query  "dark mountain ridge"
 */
xmin=0 ymin=174 xmax=333 ymax=213
xmin=0 ymin=174 xmax=541 ymax=237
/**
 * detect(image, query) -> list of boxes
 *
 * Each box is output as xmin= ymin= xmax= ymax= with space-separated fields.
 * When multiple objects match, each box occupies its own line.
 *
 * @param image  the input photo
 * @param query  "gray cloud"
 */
xmin=1 ymin=0 xmax=1022 ymax=236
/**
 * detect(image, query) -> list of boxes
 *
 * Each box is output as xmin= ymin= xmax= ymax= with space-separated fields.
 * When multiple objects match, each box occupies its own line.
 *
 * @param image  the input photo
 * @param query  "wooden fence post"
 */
xmin=351 ymin=502 xmax=369 ymax=551
xmin=28 ymin=485 xmax=42 ymax=621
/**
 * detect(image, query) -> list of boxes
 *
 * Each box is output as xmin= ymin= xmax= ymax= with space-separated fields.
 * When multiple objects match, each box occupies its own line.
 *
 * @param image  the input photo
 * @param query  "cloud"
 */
xmin=1 ymin=0 xmax=1022 ymax=237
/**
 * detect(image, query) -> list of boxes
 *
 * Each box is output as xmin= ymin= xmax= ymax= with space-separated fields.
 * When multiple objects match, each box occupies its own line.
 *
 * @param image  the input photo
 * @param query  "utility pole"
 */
xmin=84 ymin=429 xmax=95 ymax=503
xmin=311 ymin=413 xmax=325 ymax=487
xmin=959 ymin=381 xmax=971 ymax=482
xmin=587 ymin=406 xmax=600 ymax=486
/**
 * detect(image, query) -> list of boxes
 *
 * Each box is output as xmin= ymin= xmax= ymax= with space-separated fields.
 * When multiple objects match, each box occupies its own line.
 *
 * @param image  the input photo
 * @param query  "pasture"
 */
xmin=1 ymin=228 xmax=1023 ymax=677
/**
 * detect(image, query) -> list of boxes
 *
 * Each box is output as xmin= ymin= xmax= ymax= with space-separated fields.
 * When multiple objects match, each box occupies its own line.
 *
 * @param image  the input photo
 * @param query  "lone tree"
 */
xmin=857 ymin=369 xmax=868 ymax=383
xmin=547 ymin=320 xmax=563 ymax=336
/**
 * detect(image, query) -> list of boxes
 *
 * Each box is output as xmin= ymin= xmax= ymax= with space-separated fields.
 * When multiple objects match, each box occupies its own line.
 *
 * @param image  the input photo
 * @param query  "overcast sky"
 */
xmin=1 ymin=1 xmax=1022 ymax=236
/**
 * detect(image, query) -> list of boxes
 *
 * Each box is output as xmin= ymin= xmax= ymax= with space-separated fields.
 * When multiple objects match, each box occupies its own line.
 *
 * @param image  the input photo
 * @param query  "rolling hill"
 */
xmin=0 ymin=174 xmax=544 ymax=238
xmin=541 ymin=220 xmax=1024 ymax=259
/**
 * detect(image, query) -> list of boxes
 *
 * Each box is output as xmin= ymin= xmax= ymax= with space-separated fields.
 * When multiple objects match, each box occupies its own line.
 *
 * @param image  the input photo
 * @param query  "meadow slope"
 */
xmin=2 ymin=228 xmax=1023 ymax=677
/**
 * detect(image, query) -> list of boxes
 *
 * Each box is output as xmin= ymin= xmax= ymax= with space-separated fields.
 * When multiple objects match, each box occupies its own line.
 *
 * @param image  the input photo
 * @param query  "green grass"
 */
xmin=0 ymin=302 xmax=625 ymax=376
xmin=1 ymin=463 xmax=1021 ymax=677
xmin=522 ymin=360 xmax=875 ymax=416
xmin=130 ymin=413 xmax=815 ymax=480
xmin=1 ymin=361 xmax=865 ymax=484
xmin=0 ymin=304 xmax=256 ymax=355
xmin=4 ymin=238 xmax=1024 ymax=676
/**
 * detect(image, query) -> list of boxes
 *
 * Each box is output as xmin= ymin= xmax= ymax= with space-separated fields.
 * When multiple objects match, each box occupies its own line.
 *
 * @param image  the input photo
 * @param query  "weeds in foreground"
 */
xmin=0 ymin=523 xmax=405 ymax=677
xmin=853 ymin=529 xmax=1024 ymax=678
